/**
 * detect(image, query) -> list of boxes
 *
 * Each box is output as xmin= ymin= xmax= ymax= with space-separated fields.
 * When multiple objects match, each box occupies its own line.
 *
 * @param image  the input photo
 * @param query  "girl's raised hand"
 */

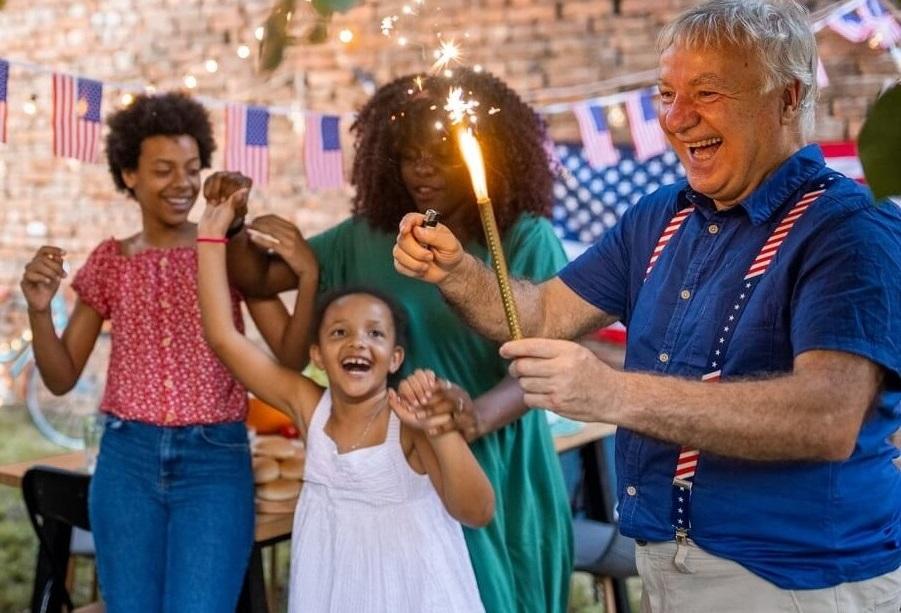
xmin=20 ymin=246 xmax=67 ymax=313
xmin=199 ymin=188 xmax=248 ymax=237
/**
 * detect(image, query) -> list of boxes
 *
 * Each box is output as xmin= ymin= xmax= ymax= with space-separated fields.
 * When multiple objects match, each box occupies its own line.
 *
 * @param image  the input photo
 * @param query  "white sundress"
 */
xmin=288 ymin=390 xmax=486 ymax=613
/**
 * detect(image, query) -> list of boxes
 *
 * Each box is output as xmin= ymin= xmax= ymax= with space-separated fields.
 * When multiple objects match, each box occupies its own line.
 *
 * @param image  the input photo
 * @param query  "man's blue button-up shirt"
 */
xmin=559 ymin=145 xmax=901 ymax=589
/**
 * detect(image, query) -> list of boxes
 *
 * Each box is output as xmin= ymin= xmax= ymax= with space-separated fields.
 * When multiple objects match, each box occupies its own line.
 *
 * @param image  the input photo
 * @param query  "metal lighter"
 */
xmin=423 ymin=208 xmax=440 ymax=228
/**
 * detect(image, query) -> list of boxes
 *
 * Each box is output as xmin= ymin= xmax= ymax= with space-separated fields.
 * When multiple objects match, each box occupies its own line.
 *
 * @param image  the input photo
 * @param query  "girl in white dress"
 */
xmin=196 ymin=196 xmax=493 ymax=612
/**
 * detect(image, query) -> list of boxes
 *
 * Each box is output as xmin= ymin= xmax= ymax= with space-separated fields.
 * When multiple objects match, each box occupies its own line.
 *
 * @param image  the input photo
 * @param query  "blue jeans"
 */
xmin=89 ymin=418 xmax=254 ymax=613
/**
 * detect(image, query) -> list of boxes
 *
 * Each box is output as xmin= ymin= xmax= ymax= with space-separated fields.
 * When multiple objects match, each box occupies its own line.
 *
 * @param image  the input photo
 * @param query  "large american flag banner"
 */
xmin=552 ymin=143 xmax=685 ymax=252
xmin=553 ymin=141 xmax=867 ymax=250
xmin=225 ymin=104 xmax=270 ymax=188
xmin=572 ymin=103 xmax=620 ymax=169
xmin=52 ymin=73 xmax=103 ymax=163
xmin=625 ymin=90 xmax=668 ymax=161
xmin=0 ymin=59 xmax=8 ymax=144
xmin=304 ymin=113 xmax=344 ymax=190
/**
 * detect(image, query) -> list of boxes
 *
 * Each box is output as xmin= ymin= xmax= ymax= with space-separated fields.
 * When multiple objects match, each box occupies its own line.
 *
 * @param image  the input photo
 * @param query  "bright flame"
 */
xmin=456 ymin=128 xmax=488 ymax=202
xmin=430 ymin=39 xmax=461 ymax=74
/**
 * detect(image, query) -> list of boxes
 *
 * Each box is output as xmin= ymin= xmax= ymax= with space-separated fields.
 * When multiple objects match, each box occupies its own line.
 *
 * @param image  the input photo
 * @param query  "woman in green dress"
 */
xmin=220 ymin=69 xmax=573 ymax=612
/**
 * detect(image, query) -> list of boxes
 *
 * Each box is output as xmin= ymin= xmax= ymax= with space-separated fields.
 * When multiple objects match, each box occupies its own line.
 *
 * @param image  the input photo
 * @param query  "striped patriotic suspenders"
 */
xmin=643 ymin=177 xmax=836 ymax=572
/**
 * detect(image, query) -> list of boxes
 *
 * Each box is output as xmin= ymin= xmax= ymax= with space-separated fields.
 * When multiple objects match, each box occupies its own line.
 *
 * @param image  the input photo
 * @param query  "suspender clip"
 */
xmin=673 ymin=528 xmax=692 ymax=573
xmin=672 ymin=477 xmax=692 ymax=491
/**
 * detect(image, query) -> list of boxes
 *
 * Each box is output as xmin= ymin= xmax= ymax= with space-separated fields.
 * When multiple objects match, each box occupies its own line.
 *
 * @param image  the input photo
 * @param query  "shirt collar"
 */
xmin=682 ymin=144 xmax=826 ymax=225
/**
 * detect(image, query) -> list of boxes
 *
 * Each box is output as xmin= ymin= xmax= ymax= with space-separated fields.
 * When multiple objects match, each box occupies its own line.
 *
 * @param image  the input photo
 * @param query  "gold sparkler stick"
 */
xmin=455 ymin=127 xmax=523 ymax=340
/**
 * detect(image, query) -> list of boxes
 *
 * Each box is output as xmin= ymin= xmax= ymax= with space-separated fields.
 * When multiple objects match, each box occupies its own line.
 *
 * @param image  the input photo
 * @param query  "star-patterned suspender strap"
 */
xmin=641 ymin=177 xmax=838 ymax=572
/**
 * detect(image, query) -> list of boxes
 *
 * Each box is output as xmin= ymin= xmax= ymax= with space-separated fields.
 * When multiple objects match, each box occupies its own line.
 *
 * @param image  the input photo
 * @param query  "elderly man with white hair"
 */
xmin=393 ymin=0 xmax=901 ymax=610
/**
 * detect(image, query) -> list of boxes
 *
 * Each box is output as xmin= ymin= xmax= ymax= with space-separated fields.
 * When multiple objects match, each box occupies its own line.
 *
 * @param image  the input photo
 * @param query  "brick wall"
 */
xmin=0 ymin=0 xmax=896 ymax=300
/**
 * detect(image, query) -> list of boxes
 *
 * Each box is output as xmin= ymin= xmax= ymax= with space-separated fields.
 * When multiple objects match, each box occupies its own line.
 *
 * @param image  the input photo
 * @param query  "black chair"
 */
xmin=572 ymin=436 xmax=638 ymax=613
xmin=22 ymin=466 xmax=92 ymax=613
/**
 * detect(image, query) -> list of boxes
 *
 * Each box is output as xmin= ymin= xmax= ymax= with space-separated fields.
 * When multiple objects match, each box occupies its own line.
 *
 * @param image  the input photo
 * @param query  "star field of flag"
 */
xmin=552 ymin=143 xmax=685 ymax=245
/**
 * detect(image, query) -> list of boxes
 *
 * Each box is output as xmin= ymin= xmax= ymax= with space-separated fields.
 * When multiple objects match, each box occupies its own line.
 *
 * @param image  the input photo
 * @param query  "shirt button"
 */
xmin=161 ymin=337 xmax=172 ymax=348
xmin=164 ymin=411 xmax=176 ymax=423
xmin=680 ymin=289 xmax=691 ymax=300
xmin=163 ymin=378 xmax=174 ymax=389
xmin=707 ymin=224 xmax=720 ymax=235
xmin=159 ymin=257 xmax=168 ymax=268
xmin=160 ymin=300 xmax=170 ymax=309
xmin=658 ymin=352 xmax=670 ymax=363
xmin=626 ymin=485 xmax=638 ymax=496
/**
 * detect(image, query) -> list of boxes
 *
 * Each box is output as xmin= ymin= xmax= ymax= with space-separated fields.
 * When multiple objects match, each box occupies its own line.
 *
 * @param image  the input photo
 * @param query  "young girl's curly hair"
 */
xmin=106 ymin=91 xmax=215 ymax=198
xmin=350 ymin=69 xmax=554 ymax=240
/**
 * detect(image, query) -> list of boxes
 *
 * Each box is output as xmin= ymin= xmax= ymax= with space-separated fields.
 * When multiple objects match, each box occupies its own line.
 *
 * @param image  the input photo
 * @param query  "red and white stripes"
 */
xmin=645 ymin=206 xmax=693 ymax=278
xmin=744 ymin=188 xmax=825 ymax=280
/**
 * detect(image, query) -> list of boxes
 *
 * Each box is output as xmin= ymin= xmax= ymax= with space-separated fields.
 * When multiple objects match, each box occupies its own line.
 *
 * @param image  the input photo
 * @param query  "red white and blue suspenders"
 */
xmin=643 ymin=178 xmax=835 ymax=570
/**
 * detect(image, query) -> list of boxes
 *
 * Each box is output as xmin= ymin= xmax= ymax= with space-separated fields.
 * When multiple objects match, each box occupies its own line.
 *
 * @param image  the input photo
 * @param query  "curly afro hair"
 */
xmin=105 ymin=91 xmax=215 ymax=197
xmin=350 ymin=69 xmax=553 ymax=240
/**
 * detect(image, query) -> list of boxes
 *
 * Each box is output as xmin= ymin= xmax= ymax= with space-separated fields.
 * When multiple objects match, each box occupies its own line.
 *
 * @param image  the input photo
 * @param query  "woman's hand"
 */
xmin=247 ymin=215 xmax=317 ymax=279
xmin=20 ymin=246 xmax=67 ymax=313
xmin=203 ymin=171 xmax=252 ymax=214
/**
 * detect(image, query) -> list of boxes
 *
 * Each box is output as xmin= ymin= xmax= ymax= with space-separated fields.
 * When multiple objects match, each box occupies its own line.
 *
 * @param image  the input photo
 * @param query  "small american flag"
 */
xmin=625 ymin=90 xmax=668 ymax=162
xmin=573 ymin=103 xmax=620 ymax=169
xmin=52 ymin=73 xmax=103 ymax=163
xmin=828 ymin=3 xmax=873 ymax=43
xmin=863 ymin=0 xmax=901 ymax=47
xmin=0 ymin=59 xmax=8 ymax=144
xmin=304 ymin=113 xmax=344 ymax=190
xmin=816 ymin=58 xmax=830 ymax=88
xmin=225 ymin=104 xmax=270 ymax=188
xmin=821 ymin=141 xmax=864 ymax=182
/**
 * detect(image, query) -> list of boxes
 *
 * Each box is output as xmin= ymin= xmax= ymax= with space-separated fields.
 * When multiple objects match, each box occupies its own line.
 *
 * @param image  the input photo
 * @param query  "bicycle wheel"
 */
xmin=25 ymin=331 xmax=110 ymax=449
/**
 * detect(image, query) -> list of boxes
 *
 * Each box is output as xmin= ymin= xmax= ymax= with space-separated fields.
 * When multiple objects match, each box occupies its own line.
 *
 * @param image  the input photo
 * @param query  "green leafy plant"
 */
xmin=258 ymin=0 xmax=363 ymax=71
xmin=857 ymin=82 xmax=901 ymax=200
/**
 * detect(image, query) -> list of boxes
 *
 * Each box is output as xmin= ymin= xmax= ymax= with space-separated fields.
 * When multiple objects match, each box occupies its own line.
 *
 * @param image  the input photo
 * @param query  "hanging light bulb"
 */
xmin=338 ymin=29 xmax=354 ymax=44
xmin=205 ymin=59 xmax=219 ymax=73
xmin=183 ymin=74 xmax=198 ymax=89
xmin=237 ymin=45 xmax=251 ymax=59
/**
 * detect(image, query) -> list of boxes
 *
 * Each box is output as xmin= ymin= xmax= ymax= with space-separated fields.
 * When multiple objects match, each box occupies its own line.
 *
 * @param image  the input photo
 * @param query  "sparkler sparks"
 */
xmin=430 ymin=39 xmax=462 ymax=74
xmin=380 ymin=17 xmax=397 ymax=36
xmin=444 ymin=87 xmax=479 ymax=125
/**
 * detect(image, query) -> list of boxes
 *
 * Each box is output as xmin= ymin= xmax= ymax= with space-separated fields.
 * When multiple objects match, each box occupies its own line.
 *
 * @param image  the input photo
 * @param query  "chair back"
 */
xmin=22 ymin=466 xmax=92 ymax=613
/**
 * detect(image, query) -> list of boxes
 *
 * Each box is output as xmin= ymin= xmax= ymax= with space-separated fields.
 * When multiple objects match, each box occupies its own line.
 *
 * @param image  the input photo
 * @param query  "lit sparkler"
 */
xmin=456 ymin=127 xmax=522 ymax=340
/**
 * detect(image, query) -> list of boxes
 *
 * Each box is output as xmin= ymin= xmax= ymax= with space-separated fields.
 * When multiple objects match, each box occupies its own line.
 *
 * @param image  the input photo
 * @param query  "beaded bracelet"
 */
xmin=196 ymin=237 xmax=229 ymax=244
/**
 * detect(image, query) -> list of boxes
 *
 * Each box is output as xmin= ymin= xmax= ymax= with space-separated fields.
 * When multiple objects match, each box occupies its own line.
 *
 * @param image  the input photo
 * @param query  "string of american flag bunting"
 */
xmin=0 ymin=0 xmax=895 ymax=204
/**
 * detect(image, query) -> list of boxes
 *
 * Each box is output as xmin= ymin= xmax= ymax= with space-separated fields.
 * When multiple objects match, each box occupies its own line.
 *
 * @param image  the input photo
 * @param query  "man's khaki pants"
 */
xmin=636 ymin=539 xmax=901 ymax=613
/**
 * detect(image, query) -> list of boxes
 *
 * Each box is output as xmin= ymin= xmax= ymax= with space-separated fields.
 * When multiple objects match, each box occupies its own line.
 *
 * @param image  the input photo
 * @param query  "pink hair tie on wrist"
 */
xmin=197 ymin=237 xmax=229 ymax=244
